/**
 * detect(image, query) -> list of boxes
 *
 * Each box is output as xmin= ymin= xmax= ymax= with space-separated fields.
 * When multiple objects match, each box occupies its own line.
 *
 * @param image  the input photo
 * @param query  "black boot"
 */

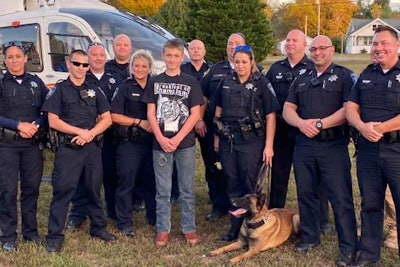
xmin=221 ymin=216 xmax=243 ymax=242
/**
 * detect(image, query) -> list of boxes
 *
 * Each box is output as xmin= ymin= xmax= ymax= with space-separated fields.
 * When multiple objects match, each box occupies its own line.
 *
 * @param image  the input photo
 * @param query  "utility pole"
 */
xmin=316 ymin=0 xmax=321 ymax=35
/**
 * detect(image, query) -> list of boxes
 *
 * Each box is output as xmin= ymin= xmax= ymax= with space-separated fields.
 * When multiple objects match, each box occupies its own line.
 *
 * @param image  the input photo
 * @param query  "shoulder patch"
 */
xmin=111 ymin=87 xmax=119 ymax=102
xmin=46 ymin=87 xmax=57 ymax=100
xmin=350 ymin=73 xmax=358 ymax=84
xmin=267 ymin=83 xmax=276 ymax=97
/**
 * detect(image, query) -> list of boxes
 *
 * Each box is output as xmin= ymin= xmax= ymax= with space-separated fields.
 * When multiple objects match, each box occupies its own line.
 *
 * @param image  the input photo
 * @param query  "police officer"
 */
xmin=0 ymin=41 xmax=48 ymax=252
xmin=43 ymin=49 xmax=117 ymax=253
xmin=181 ymin=39 xmax=215 ymax=216
xmin=266 ymin=29 xmax=331 ymax=234
xmin=346 ymin=25 xmax=400 ymax=266
xmin=111 ymin=49 xmax=156 ymax=234
xmin=283 ymin=35 xmax=357 ymax=266
xmin=105 ymin=34 xmax=132 ymax=85
xmin=214 ymin=45 xmax=279 ymax=242
xmin=66 ymin=42 xmax=119 ymax=229
xmin=200 ymin=33 xmax=245 ymax=223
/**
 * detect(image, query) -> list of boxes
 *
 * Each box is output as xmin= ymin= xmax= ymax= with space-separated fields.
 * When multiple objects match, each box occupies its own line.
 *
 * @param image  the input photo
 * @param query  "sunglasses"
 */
xmin=4 ymin=41 xmax=25 ymax=52
xmin=235 ymin=45 xmax=252 ymax=52
xmin=71 ymin=61 xmax=89 ymax=68
xmin=88 ymin=42 xmax=104 ymax=49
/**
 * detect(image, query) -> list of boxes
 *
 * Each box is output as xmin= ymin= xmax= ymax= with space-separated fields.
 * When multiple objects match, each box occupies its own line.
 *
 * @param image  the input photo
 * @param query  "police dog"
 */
xmin=207 ymin=164 xmax=300 ymax=265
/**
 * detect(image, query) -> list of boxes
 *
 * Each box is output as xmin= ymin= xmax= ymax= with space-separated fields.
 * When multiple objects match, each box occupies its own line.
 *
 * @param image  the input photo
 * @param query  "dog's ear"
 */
xmin=257 ymin=193 xmax=267 ymax=209
xmin=247 ymin=194 xmax=259 ymax=214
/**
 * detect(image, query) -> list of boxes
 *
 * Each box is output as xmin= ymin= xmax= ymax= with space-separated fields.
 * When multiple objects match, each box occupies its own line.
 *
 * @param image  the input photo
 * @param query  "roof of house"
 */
xmin=347 ymin=18 xmax=400 ymax=35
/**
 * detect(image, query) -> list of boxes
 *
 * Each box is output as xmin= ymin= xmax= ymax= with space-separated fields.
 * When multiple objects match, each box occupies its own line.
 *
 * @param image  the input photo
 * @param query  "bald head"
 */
xmin=310 ymin=35 xmax=335 ymax=71
xmin=113 ymin=34 xmax=133 ymax=63
xmin=285 ymin=29 xmax=307 ymax=60
xmin=227 ymin=33 xmax=246 ymax=62
xmin=188 ymin=39 xmax=206 ymax=63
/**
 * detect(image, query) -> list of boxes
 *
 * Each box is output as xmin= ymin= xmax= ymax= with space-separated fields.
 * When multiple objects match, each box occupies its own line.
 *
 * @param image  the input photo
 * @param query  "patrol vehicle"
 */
xmin=0 ymin=0 xmax=184 ymax=87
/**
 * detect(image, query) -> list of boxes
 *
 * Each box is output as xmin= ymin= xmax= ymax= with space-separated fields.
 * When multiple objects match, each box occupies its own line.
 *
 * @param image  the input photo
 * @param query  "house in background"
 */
xmin=276 ymin=35 xmax=314 ymax=55
xmin=345 ymin=18 xmax=400 ymax=54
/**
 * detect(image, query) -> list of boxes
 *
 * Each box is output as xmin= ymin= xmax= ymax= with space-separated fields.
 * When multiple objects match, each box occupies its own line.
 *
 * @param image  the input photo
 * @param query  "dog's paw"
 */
xmin=203 ymin=251 xmax=215 ymax=257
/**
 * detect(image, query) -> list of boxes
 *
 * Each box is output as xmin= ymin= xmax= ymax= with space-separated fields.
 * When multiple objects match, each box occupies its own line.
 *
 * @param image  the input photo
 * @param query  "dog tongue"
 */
xmin=229 ymin=208 xmax=248 ymax=217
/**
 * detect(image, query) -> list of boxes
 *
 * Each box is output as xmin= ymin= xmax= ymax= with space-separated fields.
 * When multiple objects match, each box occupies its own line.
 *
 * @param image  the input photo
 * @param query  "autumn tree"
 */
xmin=109 ymin=0 xmax=163 ymax=17
xmin=278 ymin=0 xmax=358 ymax=38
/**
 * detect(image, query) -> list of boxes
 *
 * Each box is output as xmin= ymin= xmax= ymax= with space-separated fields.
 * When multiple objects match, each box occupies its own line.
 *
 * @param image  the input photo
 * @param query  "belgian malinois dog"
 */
xmin=207 ymin=164 xmax=300 ymax=265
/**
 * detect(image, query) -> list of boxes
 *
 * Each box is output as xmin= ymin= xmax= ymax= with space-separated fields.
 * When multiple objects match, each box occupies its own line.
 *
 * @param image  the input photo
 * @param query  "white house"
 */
xmin=345 ymin=18 xmax=400 ymax=54
xmin=276 ymin=35 xmax=314 ymax=55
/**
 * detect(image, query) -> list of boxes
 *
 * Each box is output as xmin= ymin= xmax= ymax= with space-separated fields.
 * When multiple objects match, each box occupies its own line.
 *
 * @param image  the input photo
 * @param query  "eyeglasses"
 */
xmin=4 ymin=41 xmax=24 ymax=52
xmin=235 ymin=45 xmax=252 ymax=52
xmin=88 ymin=42 xmax=104 ymax=50
xmin=309 ymin=46 xmax=332 ymax=53
xmin=71 ymin=61 xmax=89 ymax=68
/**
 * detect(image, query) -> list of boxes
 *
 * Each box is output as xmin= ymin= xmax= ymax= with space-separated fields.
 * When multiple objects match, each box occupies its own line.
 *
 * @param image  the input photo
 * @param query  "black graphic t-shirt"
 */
xmin=143 ymin=72 xmax=204 ymax=150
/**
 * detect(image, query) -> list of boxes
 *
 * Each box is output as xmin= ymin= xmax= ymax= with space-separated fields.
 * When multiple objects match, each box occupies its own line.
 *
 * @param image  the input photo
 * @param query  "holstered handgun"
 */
xmin=48 ymin=128 xmax=59 ymax=152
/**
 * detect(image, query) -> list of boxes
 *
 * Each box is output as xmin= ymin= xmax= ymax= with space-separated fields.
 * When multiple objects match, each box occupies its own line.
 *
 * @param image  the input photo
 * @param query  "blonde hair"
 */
xmin=129 ymin=49 xmax=154 ymax=76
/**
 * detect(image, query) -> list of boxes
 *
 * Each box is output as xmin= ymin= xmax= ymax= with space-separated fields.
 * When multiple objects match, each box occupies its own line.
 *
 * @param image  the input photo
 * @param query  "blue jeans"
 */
xmin=153 ymin=146 xmax=196 ymax=233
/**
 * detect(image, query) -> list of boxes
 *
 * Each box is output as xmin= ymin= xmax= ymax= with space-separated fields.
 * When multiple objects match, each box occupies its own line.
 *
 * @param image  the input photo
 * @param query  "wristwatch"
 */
xmin=315 ymin=119 xmax=323 ymax=130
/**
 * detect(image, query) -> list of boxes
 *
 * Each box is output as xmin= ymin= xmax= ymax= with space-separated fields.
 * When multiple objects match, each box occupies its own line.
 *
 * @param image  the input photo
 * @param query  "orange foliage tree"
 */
xmin=111 ymin=0 xmax=164 ymax=17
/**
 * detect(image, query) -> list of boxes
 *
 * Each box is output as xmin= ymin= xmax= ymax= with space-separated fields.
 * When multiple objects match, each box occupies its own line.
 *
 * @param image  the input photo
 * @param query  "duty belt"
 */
xmin=383 ymin=130 xmax=400 ymax=144
xmin=314 ymin=126 xmax=345 ymax=142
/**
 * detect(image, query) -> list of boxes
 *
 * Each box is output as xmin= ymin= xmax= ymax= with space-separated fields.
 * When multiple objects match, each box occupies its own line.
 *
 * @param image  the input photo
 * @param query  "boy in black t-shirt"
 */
xmin=142 ymin=39 xmax=204 ymax=247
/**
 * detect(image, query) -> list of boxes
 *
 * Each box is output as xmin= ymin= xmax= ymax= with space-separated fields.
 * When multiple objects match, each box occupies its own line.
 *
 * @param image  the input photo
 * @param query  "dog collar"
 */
xmin=246 ymin=214 xmax=269 ymax=229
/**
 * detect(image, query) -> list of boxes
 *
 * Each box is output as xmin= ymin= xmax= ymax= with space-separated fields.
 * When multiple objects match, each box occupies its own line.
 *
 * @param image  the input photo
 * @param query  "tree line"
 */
xmin=104 ymin=0 xmax=400 ymax=62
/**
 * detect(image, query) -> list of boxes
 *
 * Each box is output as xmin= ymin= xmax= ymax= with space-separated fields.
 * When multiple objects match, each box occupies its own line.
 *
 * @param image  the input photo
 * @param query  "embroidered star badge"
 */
xmin=276 ymin=73 xmax=283 ymax=79
xmin=30 ymin=81 xmax=38 ymax=88
xmin=109 ymin=78 xmax=116 ymax=84
xmin=328 ymin=75 xmax=338 ymax=82
xmin=396 ymin=73 xmax=400 ymax=82
xmin=246 ymin=83 xmax=254 ymax=90
xmin=299 ymin=69 xmax=306 ymax=75
xmin=87 ymin=89 xmax=96 ymax=98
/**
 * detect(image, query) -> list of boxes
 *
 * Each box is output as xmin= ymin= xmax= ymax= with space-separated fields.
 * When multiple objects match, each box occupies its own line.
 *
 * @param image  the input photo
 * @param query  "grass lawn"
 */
xmin=0 ymin=54 xmax=398 ymax=266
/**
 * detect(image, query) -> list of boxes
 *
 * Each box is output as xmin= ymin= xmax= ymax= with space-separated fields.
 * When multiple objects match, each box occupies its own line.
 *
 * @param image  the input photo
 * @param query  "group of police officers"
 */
xmin=0 ymin=25 xmax=399 ymax=266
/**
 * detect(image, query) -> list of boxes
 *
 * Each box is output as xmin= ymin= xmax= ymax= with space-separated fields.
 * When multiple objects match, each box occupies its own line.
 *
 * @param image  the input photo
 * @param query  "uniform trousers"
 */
xmin=293 ymin=135 xmax=357 ymax=254
xmin=46 ymin=142 xmax=107 ymax=245
xmin=357 ymin=137 xmax=400 ymax=261
xmin=198 ymin=118 xmax=229 ymax=213
xmin=219 ymin=132 xmax=264 ymax=205
xmin=115 ymin=137 xmax=156 ymax=230
xmin=0 ymin=144 xmax=43 ymax=243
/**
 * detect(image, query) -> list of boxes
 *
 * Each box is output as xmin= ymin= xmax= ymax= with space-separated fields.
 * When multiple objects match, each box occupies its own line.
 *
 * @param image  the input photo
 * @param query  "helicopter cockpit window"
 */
xmin=0 ymin=23 xmax=43 ymax=73
xmin=48 ymin=22 xmax=91 ymax=72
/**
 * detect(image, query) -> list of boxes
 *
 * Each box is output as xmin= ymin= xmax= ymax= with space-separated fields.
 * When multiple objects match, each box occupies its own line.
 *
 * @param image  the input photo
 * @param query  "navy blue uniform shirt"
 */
xmin=105 ymin=59 xmax=130 ymax=86
xmin=111 ymin=76 xmax=148 ymax=119
xmin=266 ymin=55 xmax=314 ymax=112
xmin=0 ymin=72 xmax=48 ymax=130
xmin=42 ymin=78 xmax=111 ymax=130
xmin=347 ymin=60 xmax=400 ymax=123
xmin=286 ymin=63 xmax=357 ymax=119
xmin=215 ymin=71 xmax=280 ymax=122
xmin=86 ymin=70 xmax=118 ymax=103
xmin=181 ymin=61 xmax=211 ymax=82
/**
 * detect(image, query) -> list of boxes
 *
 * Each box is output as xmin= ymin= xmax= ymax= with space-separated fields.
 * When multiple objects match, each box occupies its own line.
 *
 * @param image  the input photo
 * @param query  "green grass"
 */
xmin=1 ymin=54 xmax=398 ymax=266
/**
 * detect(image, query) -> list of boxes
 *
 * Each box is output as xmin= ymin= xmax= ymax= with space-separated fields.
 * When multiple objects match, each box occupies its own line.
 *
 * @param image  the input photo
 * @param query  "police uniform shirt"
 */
xmin=200 ymin=60 xmax=232 ymax=116
xmin=86 ymin=70 xmax=118 ymax=103
xmin=347 ymin=61 xmax=400 ymax=123
xmin=142 ymin=72 xmax=204 ymax=150
xmin=266 ymin=55 xmax=314 ymax=111
xmin=105 ymin=59 xmax=130 ymax=86
xmin=286 ymin=64 xmax=357 ymax=120
xmin=0 ymin=72 xmax=48 ymax=145
xmin=111 ymin=76 xmax=148 ymax=120
xmin=181 ymin=61 xmax=211 ymax=82
xmin=42 ymin=78 xmax=111 ymax=130
xmin=215 ymin=71 xmax=280 ymax=122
